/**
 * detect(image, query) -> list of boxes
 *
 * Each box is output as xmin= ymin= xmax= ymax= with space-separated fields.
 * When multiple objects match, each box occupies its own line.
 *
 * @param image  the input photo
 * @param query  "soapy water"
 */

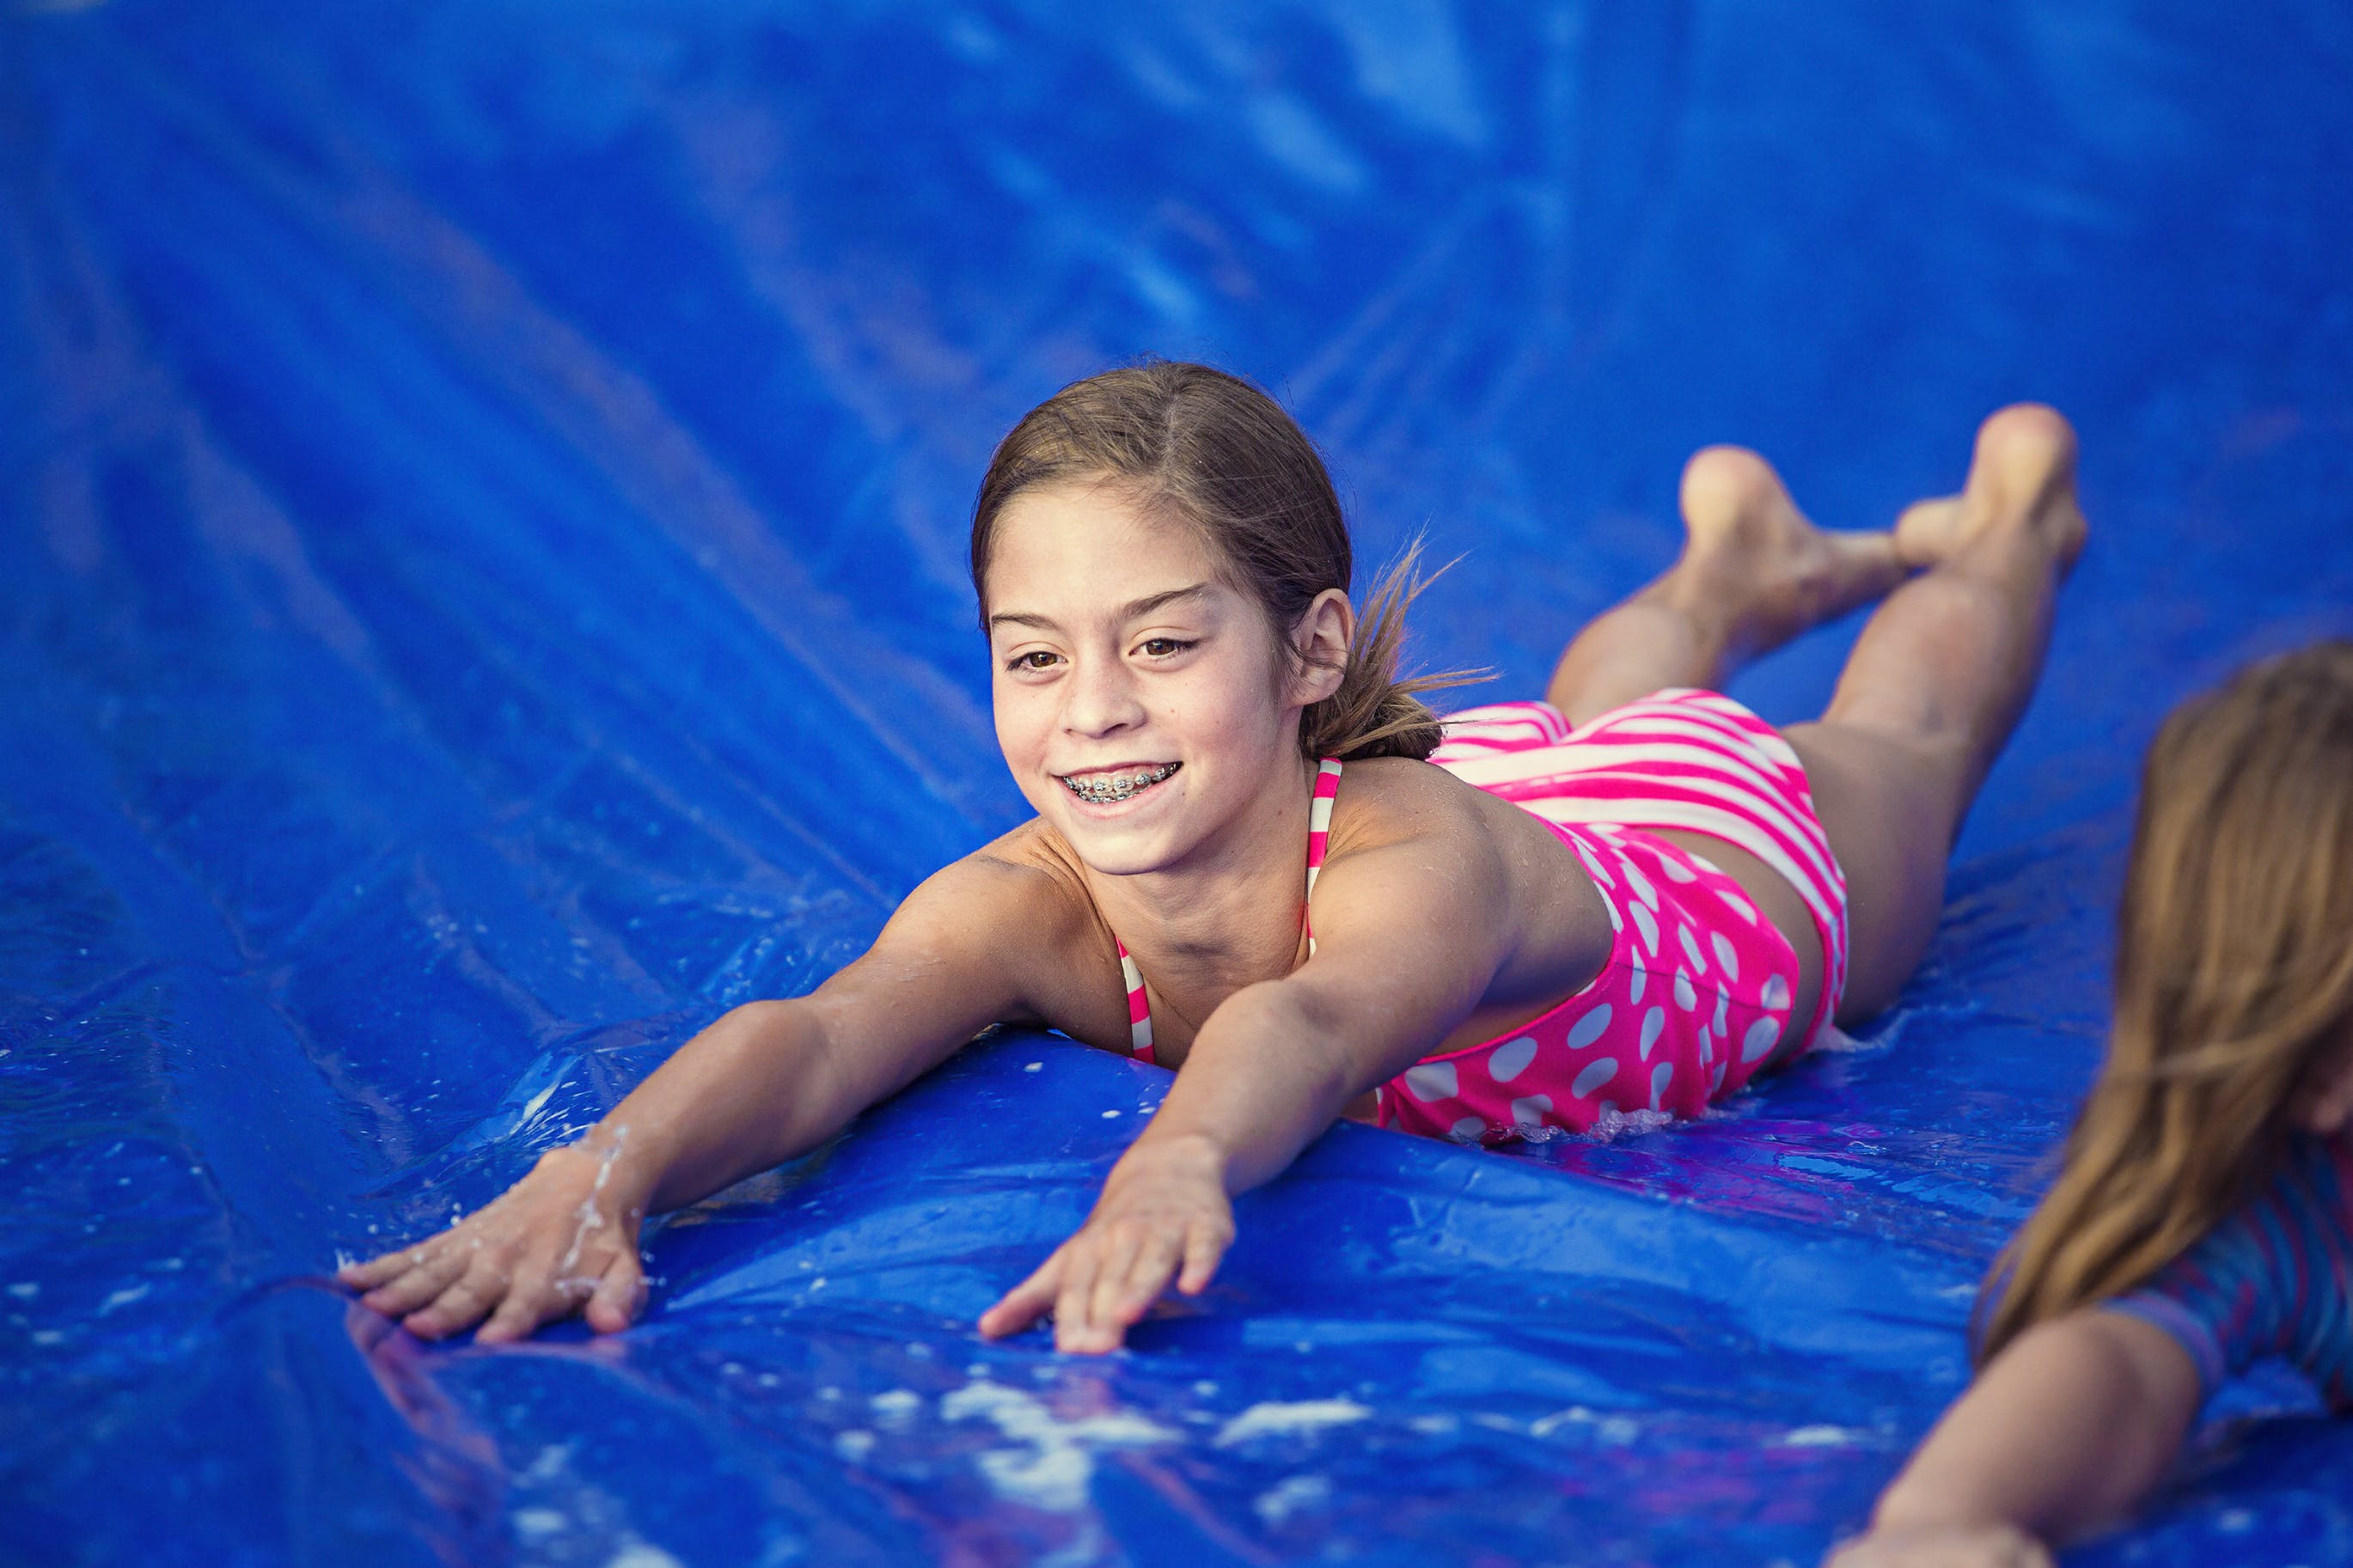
xmin=554 ymin=1124 xmax=627 ymax=1287
xmin=6 ymin=2 xmax=2353 ymax=1565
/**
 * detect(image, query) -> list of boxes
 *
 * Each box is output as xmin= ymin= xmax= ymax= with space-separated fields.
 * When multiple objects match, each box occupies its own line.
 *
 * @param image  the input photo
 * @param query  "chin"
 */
xmin=1037 ymin=783 xmax=1197 ymax=875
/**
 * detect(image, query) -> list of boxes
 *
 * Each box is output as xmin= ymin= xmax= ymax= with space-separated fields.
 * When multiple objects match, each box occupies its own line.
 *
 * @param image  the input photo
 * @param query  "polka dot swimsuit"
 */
xmin=1116 ymin=690 xmax=1851 ymax=1144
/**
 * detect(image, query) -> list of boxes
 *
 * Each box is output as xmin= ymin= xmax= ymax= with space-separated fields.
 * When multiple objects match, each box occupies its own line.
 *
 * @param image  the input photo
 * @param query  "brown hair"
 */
xmin=969 ymin=361 xmax=1475 ymax=760
xmin=1977 ymin=639 xmax=2353 ymax=1362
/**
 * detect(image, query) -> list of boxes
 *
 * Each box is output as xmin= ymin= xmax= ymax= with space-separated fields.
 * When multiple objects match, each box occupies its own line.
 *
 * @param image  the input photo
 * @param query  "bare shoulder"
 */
xmin=1317 ymin=754 xmax=1609 ymax=1018
xmin=873 ymin=819 xmax=1130 ymax=1044
xmin=1311 ymin=756 xmax=1519 ymax=939
xmin=1322 ymin=754 xmax=1541 ymax=863
xmin=899 ymin=819 xmax=1100 ymax=949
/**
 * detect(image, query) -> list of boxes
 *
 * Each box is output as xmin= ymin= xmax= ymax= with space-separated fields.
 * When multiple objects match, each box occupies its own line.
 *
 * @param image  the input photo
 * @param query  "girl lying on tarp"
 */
xmin=1831 ymin=642 xmax=2353 ymax=1568
xmin=343 ymin=362 xmax=2086 ymax=1354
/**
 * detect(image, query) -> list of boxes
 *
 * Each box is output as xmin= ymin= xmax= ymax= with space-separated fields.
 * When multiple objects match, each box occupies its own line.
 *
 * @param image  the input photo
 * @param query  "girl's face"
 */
xmin=982 ymin=482 xmax=1342 ymax=877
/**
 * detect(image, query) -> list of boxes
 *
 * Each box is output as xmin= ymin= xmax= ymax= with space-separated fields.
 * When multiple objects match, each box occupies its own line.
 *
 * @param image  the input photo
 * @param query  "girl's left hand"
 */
xmin=978 ymin=1133 xmax=1234 ymax=1352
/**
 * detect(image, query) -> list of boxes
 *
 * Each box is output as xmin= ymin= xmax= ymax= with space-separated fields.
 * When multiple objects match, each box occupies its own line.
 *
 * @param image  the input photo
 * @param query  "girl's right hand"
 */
xmin=1824 ymin=1523 xmax=2053 ymax=1568
xmin=338 ymin=1142 xmax=651 ymax=1344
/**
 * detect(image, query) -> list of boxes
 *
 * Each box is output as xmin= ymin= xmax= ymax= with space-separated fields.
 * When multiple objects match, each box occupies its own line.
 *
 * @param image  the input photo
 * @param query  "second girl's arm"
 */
xmin=340 ymin=846 xmax=1088 ymax=1341
xmin=1827 ymin=1308 xmax=2200 ymax=1566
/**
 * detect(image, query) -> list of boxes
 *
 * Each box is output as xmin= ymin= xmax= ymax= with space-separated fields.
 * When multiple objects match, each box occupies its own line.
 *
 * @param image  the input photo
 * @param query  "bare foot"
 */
xmin=1893 ymin=405 xmax=2088 ymax=572
xmin=1665 ymin=446 xmax=1910 ymax=662
xmin=1892 ymin=494 xmax=1963 ymax=566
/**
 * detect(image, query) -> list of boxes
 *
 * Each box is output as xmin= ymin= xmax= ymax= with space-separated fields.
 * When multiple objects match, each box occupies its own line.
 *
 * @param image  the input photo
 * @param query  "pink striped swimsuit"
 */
xmin=1115 ymin=688 xmax=1851 ymax=1142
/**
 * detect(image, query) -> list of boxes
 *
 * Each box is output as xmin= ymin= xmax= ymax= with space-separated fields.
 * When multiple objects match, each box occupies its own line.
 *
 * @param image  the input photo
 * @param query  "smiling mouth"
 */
xmin=1059 ymin=762 xmax=1180 ymax=805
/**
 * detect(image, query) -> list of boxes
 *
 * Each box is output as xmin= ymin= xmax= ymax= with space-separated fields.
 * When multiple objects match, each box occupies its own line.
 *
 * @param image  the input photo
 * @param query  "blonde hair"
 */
xmin=969 ymin=361 xmax=1477 ymax=760
xmin=1977 ymin=639 xmax=2353 ymax=1361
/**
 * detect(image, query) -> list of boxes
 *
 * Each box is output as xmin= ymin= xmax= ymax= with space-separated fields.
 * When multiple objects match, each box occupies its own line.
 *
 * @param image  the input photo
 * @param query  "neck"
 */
xmin=1085 ymin=751 xmax=1319 ymax=983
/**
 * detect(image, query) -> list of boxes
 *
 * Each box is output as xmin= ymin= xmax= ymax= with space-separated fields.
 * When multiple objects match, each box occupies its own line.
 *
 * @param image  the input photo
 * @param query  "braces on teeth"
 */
xmin=1063 ymin=764 xmax=1177 ymax=803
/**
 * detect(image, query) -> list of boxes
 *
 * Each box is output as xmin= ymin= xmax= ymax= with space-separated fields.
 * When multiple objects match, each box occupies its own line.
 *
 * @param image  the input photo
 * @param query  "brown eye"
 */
xmin=1140 ymin=638 xmax=1194 ymax=658
xmin=1010 ymin=650 xmax=1060 ymax=671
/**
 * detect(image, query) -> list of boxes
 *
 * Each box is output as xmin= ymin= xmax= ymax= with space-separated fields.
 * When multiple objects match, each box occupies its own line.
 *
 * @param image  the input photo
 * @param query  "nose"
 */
xmin=1061 ymin=650 xmax=1146 ymax=740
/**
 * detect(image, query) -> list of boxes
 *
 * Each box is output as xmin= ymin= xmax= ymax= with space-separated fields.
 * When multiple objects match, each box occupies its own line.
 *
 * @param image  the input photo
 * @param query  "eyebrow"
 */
xmin=987 ymin=583 xmax=1212 ymax=634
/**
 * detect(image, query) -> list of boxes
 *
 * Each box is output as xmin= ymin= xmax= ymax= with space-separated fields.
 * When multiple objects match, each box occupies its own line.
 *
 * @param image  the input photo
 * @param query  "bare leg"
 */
xmin=1787 ymin=405 xmax=2087 ymax=1021
xmin=1544 ymin=446 xmax=1911 ymax=725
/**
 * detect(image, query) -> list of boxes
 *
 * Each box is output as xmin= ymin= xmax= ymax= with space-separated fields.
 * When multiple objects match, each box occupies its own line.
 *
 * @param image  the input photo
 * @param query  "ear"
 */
xmin=1287 ymin=589 xmax=1355 ymax=706
xmin=2292 ymin=1029 xmax=2353 ymax=1136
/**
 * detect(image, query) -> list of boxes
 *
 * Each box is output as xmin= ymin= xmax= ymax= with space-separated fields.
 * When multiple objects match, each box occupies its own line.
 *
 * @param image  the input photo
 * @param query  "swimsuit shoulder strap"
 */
xmin=1115 ymin=940 xmax=1155 ymax=1065
xmin=1115 ymin=757 xmax=1345 ymax=1065
xmin=1304 ymin=757 xmax=1342 ymax=954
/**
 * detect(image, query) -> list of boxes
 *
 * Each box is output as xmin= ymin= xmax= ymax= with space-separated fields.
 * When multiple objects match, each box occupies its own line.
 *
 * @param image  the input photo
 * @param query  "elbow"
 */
xmin=1869 ymin=1463 xmax=1980 ymax=1537
xmin=724 ymin=997 xmax=811 ymax=1040
xmin=1867 ymin=1473 xmax=1925 ymax=1533
xmin=714 ymin=998 xmax=830 ymax=1069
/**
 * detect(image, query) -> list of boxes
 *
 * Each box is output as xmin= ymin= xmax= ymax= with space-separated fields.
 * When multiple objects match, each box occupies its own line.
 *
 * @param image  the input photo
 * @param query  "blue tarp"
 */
xmin=4 ymin=3 xmax=2350 ymax=1563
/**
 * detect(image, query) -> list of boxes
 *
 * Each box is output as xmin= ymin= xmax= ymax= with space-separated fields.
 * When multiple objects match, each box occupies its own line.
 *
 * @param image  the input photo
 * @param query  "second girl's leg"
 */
xmin=1544 ymin=448 xmax=1911 ymax=725
xmin=1785 ymin=405 xmax=2087 ymax=1022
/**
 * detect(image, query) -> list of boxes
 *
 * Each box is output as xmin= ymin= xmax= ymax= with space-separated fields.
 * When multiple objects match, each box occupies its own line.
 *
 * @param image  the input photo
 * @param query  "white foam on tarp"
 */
xmin=1212 ymin=1399 xmax=1372 ymax=1447
xmin=523 ymin=1443 xmax=574 ymax=1482
xmin=100 ymin=1282 xmax=151 ymax=1315
xmin=870 ymin=1388 xmax=921 ymax=1426
xmin=1530 ymin=1406 xmax=1641 ymax=1444
xmin=1780 ymin=1425 xmax=1864 ymax=1448
xmin=941 ymin=1381 xmax=1177 ymax=1512
xmin=605 ymin=1540 xmax=684 ymax=1568
xmin=1810 ymin=1022 xmax=1879 ymax=1053
xmin=1583 ymin=1106 xmax=1675 ymax=1143
xmin=1254 ymin=1473 xmax=1331 ymax=1525
xmin=512 ymin=1508 xmax=567 ymax=1538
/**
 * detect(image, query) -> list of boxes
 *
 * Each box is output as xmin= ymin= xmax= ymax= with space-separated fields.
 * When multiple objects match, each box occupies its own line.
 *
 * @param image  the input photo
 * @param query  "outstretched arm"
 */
xmin=339 ymin=851 xmax=1068 ymax=1342
xmin=980 ymin=779 xmax=1594 ymax=1351
xmin=1827 ymin=1309 xmax=2201 ymax=1566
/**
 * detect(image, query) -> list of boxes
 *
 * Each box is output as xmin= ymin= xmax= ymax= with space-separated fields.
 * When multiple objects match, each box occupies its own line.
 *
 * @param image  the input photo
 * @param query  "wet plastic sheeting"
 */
xmin=4 ymin=2 xmax=2351 ymax=1563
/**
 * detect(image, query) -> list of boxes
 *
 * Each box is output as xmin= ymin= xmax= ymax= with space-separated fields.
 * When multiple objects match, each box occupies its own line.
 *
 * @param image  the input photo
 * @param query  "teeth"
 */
xmin=1061 ymin=763 xmax=1177 ymax=803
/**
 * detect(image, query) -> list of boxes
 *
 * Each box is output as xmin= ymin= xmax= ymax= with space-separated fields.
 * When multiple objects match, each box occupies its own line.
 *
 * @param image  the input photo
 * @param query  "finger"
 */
xmin=1115 ymin=1228 xmax=1185 ymax=1321
xmin=584 ymin=1250 xmax=645 ymax=1334
xmin=403 ymin=1261 xmax=508 ymax=1340
xmin=474 ymin=1258 xmax=561 ymax=1345
xmin=978 ymin=1249 xmax=1065 ymax=1339
xmin=342 ymin=1242 xmax=443 ymax=1290
xmin=1176 ymin=1217 xmax=1231 ymax=1295
xmin=1085 ymin=1225 xmax=1147 ymax=1333
xmin=343 ymin=1241 xmax=451 ymax=1288
xmin=1054 ymin=1242 xmax=1109 ymax=1353
xmin=360 ymin=1247 xmax=470 ymax=1317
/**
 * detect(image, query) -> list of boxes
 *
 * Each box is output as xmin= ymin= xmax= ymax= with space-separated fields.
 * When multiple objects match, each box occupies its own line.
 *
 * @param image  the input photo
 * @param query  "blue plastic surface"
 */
xmin=4 ymin=3 xmax=2352 ymax=1563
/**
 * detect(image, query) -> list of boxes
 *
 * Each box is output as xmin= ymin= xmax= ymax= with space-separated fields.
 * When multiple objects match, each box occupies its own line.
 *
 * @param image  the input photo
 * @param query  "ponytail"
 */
xmin=1298 ymin=539 xmax=1483 ymax=761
